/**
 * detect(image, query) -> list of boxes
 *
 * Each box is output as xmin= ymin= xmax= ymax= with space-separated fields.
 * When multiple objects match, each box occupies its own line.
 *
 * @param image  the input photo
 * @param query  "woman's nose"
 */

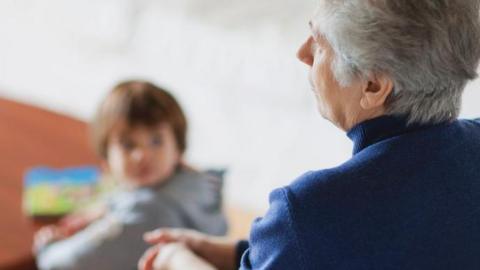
xmin=297 ymin=36 xmax=314 ymax=66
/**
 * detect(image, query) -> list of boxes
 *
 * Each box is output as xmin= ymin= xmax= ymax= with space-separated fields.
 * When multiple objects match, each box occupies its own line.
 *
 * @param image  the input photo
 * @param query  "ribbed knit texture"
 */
xmin=237 ymin=116 xmax=480 ymax=270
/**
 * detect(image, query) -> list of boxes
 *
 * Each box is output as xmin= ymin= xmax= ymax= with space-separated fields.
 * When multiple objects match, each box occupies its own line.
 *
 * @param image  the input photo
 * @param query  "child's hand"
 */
xmin=58 ymin=206 xmax=106 ymax=236
xmin=33 ymin=225 xmax=66 ymax=253
xmin=59 ymin=213 xmax=94 ymax=236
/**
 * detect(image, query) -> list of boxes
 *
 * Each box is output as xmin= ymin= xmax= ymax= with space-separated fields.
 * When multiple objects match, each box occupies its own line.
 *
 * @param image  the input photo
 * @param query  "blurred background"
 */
xmin=1 ymin=0 xmax=479 ymax=214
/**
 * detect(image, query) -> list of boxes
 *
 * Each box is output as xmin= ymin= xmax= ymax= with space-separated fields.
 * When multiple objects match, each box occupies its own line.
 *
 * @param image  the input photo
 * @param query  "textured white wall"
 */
xmin=1 ymin=0 xmax=479 ymax=211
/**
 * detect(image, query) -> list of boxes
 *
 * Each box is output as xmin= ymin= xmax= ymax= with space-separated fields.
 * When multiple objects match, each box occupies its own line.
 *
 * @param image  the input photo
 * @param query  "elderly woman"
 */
xmin=139 ymin=0 xmax=480 ymax=269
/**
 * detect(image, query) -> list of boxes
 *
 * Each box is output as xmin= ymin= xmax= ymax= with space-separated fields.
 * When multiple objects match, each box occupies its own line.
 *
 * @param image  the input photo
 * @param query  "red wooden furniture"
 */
xmin=0 ymin=97 xmax=98 ymax=270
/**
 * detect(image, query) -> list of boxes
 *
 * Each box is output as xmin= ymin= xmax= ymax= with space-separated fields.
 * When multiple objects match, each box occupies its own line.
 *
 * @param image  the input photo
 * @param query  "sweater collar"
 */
xmin=346 ymin=115 xmax=433 ymax=155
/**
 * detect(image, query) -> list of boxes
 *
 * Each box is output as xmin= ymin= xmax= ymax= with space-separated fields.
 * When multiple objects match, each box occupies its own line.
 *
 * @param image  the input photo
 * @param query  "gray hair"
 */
xmin=312 ymin=0 xmax=480 ymax=124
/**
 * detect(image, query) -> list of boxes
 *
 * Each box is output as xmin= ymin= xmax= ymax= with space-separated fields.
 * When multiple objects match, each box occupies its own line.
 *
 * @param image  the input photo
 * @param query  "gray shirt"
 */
xmin=37 ymin=168 xmax=227 ymax=270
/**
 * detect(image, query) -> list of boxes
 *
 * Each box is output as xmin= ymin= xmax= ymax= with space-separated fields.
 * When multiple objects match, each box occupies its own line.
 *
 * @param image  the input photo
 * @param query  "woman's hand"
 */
xmin=138 ymin=228 xmax=238 ymax=270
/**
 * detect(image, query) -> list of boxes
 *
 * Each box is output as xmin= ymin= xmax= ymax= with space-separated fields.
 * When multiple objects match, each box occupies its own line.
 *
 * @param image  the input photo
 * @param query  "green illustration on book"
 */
xmin=23 ymin=166 xmax=102 ymax=216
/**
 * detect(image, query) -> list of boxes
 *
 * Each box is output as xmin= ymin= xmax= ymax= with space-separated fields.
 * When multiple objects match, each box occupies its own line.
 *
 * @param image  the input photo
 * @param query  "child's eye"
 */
xmin=121 ymin=140 xmax=135 ymax=151
xmin=151 ymin=135 xmax=163 ymax=146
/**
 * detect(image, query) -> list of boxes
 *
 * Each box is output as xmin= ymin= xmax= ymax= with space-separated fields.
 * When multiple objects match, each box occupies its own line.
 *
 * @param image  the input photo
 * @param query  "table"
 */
xmin=0 ymin=97 xmax=98 ymax=270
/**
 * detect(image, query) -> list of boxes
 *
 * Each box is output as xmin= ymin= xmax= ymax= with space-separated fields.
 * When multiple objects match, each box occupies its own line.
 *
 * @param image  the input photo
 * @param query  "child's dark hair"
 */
xmin=92 ymin=80 xmax=187 ymax=158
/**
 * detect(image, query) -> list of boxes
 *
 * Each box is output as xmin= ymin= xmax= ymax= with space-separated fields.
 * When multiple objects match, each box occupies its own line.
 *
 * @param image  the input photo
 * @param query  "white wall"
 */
xmin=1 ymin=0 xmax=479 ymax=212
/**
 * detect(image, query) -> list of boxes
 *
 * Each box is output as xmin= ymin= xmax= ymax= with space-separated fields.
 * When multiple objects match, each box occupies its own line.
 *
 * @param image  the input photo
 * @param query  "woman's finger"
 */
xmin=138 ymin=245 xmax=161 ymax=270
xmin=143 ymin=228 xmax=185 ymax=244
xmin=144 ymin=230 xmax=172 ymax=244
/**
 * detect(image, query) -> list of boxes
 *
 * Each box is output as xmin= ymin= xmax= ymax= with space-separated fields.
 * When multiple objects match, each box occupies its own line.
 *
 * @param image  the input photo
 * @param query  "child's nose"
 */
xmin=131 ymin=147 xmax=152 ymax=162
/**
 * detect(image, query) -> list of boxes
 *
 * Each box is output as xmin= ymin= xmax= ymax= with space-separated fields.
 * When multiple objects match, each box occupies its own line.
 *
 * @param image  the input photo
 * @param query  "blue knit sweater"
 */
xmin=237 ymin=116 xmax=480 ymax=270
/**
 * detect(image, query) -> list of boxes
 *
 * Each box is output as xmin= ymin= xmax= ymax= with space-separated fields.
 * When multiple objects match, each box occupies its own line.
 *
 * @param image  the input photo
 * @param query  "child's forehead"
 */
xmin=111 ymin=121 xmax=170 ymax=137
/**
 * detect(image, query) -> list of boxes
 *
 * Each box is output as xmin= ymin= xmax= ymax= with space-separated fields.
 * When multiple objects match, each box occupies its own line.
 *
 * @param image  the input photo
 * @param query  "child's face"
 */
xmin=105 ymin=123 xmax=181 ymax=187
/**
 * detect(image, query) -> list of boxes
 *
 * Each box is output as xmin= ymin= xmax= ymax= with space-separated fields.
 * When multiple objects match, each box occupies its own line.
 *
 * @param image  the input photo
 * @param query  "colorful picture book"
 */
xmin=23 ymin=166 xmax=100 ymax=216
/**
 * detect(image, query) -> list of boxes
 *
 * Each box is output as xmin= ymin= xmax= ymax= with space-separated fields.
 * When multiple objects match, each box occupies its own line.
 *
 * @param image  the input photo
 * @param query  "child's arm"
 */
xmin=33 ymin=203 xmax=107 ymax=253
xmin=58 ymin=204 xmax=107 ymax=236
xmin=35 ymin=197 xmax=184 ymax=270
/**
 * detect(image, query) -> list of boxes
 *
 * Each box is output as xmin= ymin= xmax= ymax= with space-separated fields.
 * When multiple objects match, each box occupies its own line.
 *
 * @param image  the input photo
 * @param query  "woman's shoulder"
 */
xmin=286 ymin=165 xmax=353 ymax=193
xmin=280 ymin=161 xmax=372 ymax=212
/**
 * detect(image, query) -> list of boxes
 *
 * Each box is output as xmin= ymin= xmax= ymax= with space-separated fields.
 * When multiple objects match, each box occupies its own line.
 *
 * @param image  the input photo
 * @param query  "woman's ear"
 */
xmin=360 ymin=74 xmax=393 ymax=110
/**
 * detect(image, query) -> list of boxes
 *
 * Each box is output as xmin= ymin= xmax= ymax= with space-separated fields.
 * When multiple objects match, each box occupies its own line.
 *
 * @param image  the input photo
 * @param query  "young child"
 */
xmin=34 ymin=80 xmax=227 ymax=270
